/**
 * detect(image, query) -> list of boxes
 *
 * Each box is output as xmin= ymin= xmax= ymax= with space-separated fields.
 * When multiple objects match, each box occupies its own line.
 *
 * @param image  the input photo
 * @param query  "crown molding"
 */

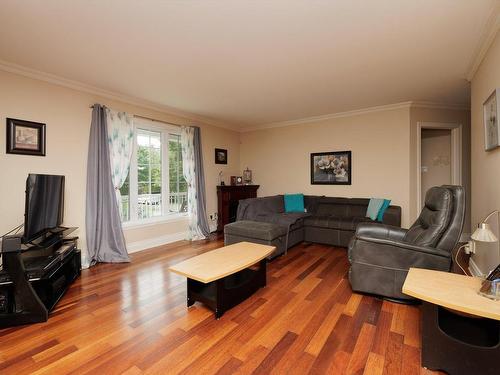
xmin=240 ymin=102 xmax=413 ymax=132
xmin=465 ymin=3 xmax=500 ymax=81
xmin=409 ymin=101 xmax=470 ymax=111
xmin=240 ymin=101 xmax=469 ymax=132
xmin=0 ymin=59 xmax=471 ymax=134
xmin=0 ymin=59 xmax=239 ymax=131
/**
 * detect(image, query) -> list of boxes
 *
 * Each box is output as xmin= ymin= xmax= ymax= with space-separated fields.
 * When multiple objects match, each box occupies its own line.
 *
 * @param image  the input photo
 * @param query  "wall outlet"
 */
xmin=209 ymin=213 xmax=218 ymax=221
xmin=465 ymin=240 xmax=475 ymax=254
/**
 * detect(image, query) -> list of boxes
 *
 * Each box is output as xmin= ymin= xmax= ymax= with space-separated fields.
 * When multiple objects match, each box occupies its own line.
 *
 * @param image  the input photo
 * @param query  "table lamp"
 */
xmin=471 ymin=213 xmax=498 ymax=242
xmin=471 ymin=210 xmax=500 ymax=300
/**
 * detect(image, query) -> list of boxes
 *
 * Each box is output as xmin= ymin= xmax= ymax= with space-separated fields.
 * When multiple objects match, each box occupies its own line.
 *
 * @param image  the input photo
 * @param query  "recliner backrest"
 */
xmin=435 ymin=185 xmax=465 ymax=252
xmin=403 ymin=186 xmax=453 ymax=247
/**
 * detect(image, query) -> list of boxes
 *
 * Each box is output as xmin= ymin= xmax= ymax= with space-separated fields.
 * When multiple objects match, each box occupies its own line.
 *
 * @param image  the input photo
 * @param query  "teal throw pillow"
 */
xmin=377 ymin=199 xmax=391 ymax=222
xmin=366 ymin=198 xmax=384 ymax=221
xmin=284 ymin=193 xmax=305 ymax=213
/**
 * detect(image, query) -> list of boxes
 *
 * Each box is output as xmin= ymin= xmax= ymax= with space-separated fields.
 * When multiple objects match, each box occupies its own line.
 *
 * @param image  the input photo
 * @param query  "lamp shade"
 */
xmin=471 ymin=223 xmax=498 ymax=242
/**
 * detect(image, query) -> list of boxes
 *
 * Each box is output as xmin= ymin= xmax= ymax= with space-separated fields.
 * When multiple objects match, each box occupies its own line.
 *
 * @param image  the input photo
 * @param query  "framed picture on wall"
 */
xmin=6 ymin=118 xmax=46 ymax=156
xmin=215 ymin=148 xmax=228 ymax=164
xmin=483 ymin=88 xmax=500 ymax=151
xmin=311 ymin=151 xmax=351 ymax=185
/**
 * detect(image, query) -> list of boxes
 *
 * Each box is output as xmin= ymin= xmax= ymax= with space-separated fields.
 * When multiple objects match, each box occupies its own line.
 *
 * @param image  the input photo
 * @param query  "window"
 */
xmin=119 ymin=119 xmax=187 ymax=224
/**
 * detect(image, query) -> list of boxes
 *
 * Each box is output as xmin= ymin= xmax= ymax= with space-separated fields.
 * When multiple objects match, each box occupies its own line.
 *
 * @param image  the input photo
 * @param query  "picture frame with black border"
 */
xmin=215 ymin=148 xmax=227 ymax=164
xmin=6 ymin=118 xmax=46 ymax=156
xmin=310 ymin=151 xmax=351 ymax=185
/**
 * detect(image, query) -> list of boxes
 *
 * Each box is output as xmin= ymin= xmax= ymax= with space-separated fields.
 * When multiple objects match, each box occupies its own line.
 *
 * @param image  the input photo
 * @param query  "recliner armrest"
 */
xmin=355 ymin=223 xmax=408 ymax=242
xmin=354 ymin=235 xmax=451 ymax=259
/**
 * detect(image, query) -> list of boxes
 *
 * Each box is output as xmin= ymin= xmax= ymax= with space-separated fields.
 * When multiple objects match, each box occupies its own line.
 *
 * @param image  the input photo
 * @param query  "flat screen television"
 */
xmin=22 ymin=174 xmax=65 ymax=243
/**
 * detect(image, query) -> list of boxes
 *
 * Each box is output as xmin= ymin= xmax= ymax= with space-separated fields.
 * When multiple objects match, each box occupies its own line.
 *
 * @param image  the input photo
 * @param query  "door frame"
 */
xmin=416 ymin=122 xmax=462 ymax=213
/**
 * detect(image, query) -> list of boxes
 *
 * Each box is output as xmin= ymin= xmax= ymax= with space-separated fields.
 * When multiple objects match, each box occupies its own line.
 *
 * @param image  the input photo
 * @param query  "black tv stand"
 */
xmin=0 ymin=227 xmax=81 ymax=328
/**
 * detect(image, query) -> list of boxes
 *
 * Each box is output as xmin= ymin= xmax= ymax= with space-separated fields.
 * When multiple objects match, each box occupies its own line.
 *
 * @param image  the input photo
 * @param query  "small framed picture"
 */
xmin=215 ymin=148 xmax=227 ymax=164
xmin=483 ymin=89 xmax=500 ymax=151
xmin=311 ymin=151 xmax=352 ymax=185
xmin=6 ymin=118 xmax=46 ymax=156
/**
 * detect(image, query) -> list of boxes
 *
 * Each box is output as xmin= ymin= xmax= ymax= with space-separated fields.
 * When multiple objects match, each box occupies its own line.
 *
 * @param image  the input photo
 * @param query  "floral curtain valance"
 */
xmin=106 ymin=108 xmax=134 ymax=214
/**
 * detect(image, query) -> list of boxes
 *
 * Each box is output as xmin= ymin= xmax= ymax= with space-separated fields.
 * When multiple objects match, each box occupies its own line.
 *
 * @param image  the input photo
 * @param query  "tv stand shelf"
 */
xmin=0 ymin=228 xmax=81 ymax=328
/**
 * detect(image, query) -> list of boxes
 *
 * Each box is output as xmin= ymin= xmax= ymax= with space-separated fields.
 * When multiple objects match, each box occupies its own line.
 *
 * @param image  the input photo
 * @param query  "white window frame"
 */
xmin=122 ymin=117 xmax=187 ymax=228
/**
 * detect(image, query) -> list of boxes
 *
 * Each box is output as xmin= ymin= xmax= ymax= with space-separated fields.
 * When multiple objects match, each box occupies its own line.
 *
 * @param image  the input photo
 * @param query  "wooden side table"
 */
xmin=403 ymin=268 xmax=500 ymax=375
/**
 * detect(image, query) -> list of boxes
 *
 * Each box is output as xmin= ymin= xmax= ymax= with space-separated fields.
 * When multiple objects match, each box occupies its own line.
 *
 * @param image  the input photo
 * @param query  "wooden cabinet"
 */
xmin=217 ymin=185 xmax=259 ymax=232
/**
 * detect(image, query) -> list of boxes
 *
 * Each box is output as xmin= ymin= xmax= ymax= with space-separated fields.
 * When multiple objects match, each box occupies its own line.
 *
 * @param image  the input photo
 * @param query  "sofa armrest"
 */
xmin=356 ymin=223 xmax=408 ymax=242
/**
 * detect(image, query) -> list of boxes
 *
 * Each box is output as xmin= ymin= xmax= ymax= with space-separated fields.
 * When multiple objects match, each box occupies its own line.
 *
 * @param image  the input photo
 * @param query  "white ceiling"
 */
xmin=0 ymin=1 xmax=497 ymax=129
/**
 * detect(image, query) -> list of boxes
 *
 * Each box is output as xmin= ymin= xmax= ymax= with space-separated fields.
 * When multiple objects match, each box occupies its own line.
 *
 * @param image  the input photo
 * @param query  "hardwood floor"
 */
xmin=0 ymin=238 xmax=442 ymax=374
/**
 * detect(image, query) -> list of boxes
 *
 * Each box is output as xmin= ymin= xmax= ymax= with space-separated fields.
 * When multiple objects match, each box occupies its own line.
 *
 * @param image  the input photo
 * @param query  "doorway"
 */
xmin=417 ymin=122 xmax=462 ymax=213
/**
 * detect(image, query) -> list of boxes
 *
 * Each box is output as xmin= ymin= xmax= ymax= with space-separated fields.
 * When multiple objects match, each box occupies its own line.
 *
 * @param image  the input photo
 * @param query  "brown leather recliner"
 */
xmin=347 ymin=185 xmax=465 ymax=300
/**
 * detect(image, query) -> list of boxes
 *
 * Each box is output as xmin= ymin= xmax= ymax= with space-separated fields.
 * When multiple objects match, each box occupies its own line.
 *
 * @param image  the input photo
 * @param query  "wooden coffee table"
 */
xmin=169 ymin=242 xmax=275 ymax=319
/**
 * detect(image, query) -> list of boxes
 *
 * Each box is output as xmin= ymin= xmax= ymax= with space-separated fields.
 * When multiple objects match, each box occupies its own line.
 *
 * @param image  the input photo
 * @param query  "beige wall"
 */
xmin=470 ymin=30 xmax=500 ymax=275
xmin=421 ymin=129 xmax=452 ymax=205
xmin=0 ymin=70 xmax=241 ymax=265
xmin=409 ymin=107 xmax=471 ymax=232
xmin=240 ymin=108 xmax=413 ymax=227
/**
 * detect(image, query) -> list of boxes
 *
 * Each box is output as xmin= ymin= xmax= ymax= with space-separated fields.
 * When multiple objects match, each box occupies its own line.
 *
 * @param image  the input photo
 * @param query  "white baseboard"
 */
xmin=460 ymin=233 xmax=471 ymax=242
xmin=127 ymin=231 xmax=188 ymax=254
xmin=468 ymin=257 xmax=484 ymax=277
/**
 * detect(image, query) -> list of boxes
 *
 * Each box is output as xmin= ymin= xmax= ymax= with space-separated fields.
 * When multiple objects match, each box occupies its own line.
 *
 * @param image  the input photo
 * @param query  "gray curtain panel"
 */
xmin=86 ymin=104 xmax=130 ymax=265
xmin=193 ymin=126 xmax=211 ymax=237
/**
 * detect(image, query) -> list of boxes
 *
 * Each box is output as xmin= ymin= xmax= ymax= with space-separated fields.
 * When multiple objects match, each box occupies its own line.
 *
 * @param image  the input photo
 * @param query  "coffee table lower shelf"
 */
xmin=187 ymin=258 xmax=266 ymax=319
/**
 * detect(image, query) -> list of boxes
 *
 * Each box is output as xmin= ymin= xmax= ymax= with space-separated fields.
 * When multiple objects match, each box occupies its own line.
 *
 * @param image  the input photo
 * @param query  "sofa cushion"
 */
xmin=224 ymin=220 xmax=287 ymax=241
xmin=284 ymin=193 xmax=305 ymax=213
xmin=315 ymin=198 xmax=350 ymax=217
xmin=305 ymin=215 xmax=372 ymax=231
xmin=338 ymin=217 xmax=373 ymax=231
xmin=304 ymin=195 xmax=324 ymax=213
xmin=304 ymin=216 xmax=340 ymax=229
xmin=238 ymin=195 xmax=284 ymax=221
xmin=366 ymin=198 xmax=385 ymax=220
xmin=255 ymin=212 xmax=310 ymax=228
xmin=377 ymin=199 xmax=392 ymax=221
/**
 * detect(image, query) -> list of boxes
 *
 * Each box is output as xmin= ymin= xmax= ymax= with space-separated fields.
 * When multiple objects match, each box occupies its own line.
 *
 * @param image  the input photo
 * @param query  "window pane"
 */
xmin=119 ymin=172 xmax=130 ymax=222
xmin=137 ymin=134 xmax=150 ymax=147
xmin=138 ymin=194 xmax=149 ymax=219
xmin=151 ymin=164 xmax=161 ymax=183
xmin=151 ymin=182 xmax=161 ymax=194
xmin=150 ymin=135 xmax=161 ymax=149
xmin=151 ymin=194 xmax=162 ymax=217
xmin=138 ymin=182 xmax=150 ymax=195
xmin=138 ymin=164 xmax=150 ymax=183
xmin=168 ymin=134 xmax=187 ymax=213
xmin=137 ymin=146 xmax=150 ymax=166
xmin=135 ymin=128 xmax=162 ymax=220
xmin=150 ymin=148 xmax=161 ymax=164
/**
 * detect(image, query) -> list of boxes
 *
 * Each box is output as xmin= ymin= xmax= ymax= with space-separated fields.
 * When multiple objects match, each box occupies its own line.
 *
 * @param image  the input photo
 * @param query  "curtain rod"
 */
xmin=89 ymin=105 xmax=183 ymax=127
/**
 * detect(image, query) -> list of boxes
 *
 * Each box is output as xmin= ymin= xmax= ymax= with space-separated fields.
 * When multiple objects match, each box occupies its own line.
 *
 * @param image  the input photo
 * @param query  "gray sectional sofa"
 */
xmin=224 ymin=195 xmax=401 ymax=258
